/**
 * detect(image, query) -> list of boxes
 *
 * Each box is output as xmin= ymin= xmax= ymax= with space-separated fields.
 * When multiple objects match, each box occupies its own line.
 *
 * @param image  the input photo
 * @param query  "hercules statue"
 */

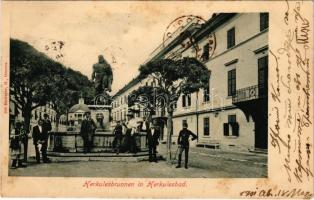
xmin=92 ymin=55 xmax=113 ymax=94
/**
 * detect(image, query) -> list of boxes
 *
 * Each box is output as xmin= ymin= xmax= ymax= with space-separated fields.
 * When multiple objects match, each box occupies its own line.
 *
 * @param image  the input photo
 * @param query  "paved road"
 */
xmin=11 ymin=142 xmax=267 ymax=178
xmin=160 ymin=144 xmax=267 ymax=178
xmin=9 ymin=159 xmax=264 ymax=178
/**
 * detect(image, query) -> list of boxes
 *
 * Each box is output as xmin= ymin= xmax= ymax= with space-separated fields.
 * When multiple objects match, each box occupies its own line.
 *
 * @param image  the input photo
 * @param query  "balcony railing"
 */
xmin=232 ymin=84 xmax=266 ymax=104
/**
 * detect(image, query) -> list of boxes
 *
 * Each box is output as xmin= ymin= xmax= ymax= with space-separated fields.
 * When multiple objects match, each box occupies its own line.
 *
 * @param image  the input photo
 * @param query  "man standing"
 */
xmin=43 ymin=113 xmax=52 ymax=147
xmin=112 ymin=121 xmax=123 ymax=154
xmin=43 ymin=113 xmax=52 ymax=133
xmin=80 ymin=111 xmax=96 ymax=153
xmin=33 ymin=119 xmax=50 ymax=163
xmin=122 ymin=112 xmax=138 ymax=153
xmin=176 ymin=122 xmax=197 ymax=169
xmin=147 ymin=122 xmax=160 ymax=163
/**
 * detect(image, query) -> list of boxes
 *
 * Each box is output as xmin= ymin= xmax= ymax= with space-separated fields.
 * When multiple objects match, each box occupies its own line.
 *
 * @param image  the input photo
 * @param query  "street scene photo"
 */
xmin=8 ymin=5 xmax=268 ymax=178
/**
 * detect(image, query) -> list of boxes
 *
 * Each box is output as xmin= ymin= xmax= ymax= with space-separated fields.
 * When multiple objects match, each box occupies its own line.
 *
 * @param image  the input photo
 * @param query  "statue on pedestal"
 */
xmin=92 ymin=55 xmax=113 ymax=95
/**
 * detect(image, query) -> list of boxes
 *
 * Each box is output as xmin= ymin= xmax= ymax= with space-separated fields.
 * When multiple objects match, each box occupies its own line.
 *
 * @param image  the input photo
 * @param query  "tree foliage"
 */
xmin=128 ymin=85 xmax=168 ymax=117
xmin=10 ymin=39 xmax=94 ymax=131
xmin=137 ymin=57 xmax=210 ymax=161
xmin=139 ymin=57 xmax=210 ymax=107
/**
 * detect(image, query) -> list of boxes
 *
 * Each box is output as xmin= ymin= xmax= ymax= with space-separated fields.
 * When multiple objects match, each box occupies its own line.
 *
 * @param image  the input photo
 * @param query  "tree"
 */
xmin=10 ymin=39 xmax=55 ymax=134
xmin=50 ymin=66 xmax=95 ymax=131
xmin=138 ymin=57 xmax=210 ymax=161
xmin=128 ymin=85 xmax=166 ymax=118
xmin=10 ymin=38 xmax=95 ymax=134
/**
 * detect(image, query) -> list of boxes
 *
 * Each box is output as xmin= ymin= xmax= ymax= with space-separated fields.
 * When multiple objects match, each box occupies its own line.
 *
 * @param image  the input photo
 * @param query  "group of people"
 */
xmin=112 ymin=116 xmax=161 ymax=163
xmin=80 ymin=110 xmax=160 ymax=161
xmin=112 ymin=113 xmax=199 ymax=168
xmin=11 ymin=111 xmax=198 ymax=169
xmin=10 ymin=114 xmax=52 ymax=169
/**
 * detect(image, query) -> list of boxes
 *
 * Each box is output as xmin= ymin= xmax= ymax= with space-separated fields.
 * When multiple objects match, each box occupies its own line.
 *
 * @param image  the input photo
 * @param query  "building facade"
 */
xmin=68 ymin=97 xmax=111 ymax=130
xmin=9 ymin=97 xmax=66 ymax=133
xmin=112 ymin=13 xmax=269 ymax=152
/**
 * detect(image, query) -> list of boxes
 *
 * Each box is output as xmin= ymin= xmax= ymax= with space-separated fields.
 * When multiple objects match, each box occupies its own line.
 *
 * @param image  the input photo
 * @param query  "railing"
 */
xmin=48 ymin=132 xmax=148 ymax=153
xmin=232 ymin=84 xmax=266 ymax=104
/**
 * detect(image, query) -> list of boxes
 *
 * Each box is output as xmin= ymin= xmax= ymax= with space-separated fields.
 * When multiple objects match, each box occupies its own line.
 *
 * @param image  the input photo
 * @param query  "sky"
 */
xmin=8 ymin=1 xmax=214 ymax=94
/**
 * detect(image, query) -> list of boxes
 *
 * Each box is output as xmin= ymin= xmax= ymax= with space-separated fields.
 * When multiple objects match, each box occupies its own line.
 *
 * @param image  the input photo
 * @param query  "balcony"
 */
xmin=232 ymin=84 xmax=266 ymax=104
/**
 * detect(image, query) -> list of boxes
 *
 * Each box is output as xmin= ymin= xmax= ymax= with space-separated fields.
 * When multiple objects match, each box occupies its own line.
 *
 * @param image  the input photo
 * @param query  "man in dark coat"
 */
xmin=176 ymin=122 xmax=197 ymax=169
xmin=80 ymin=111 xmax=96 ymax=153
xmin=32 ymin=119 xmax=50 ymax=163
xmin=147 ymin=122 xmax=160 ymax=163
xmin=43 ymin=113 xmax=52 ymax=134
xmin=113 ymin=121 xmax=123 ymax=154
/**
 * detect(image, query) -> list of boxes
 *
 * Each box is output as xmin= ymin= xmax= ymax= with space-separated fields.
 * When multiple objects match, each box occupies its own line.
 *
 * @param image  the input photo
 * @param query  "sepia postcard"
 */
xmin=0 ymin=0 xmax=313 ymax=198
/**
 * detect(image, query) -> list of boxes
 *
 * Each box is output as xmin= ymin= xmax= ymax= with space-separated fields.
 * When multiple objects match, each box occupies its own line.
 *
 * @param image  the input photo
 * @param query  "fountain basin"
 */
xmin=48 ymin=131 xmax=148 ymax=153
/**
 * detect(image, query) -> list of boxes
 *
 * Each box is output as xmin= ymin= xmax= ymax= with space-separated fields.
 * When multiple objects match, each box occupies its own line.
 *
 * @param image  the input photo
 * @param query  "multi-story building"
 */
xmin=10 ymin=95 xmax=67 ymax=132
xmin=112 ymin=13 xmax=268 ymax=152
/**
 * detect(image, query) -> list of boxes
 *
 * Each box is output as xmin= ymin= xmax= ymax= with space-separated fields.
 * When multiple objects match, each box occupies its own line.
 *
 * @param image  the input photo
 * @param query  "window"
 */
xmin=182 ymin=94 xmax=191 ymax=107
xmin=182 ymin=94 xmax=186 ymax=107
xmin=203 ymin=117 xmax=210 ymax=136
xmin=258 ymin=56 xmax=268 ymax=86
xmin=182 ymin=119 xmax=187 ymax=128
xmin=223 ymin=115 xmax=239 ymax=136
xmin=203 ymin=82 xmax=210 ymax=102
xmin=202 ymin=43 xmax=210 ymax=61
xmin=258 ymin=56 xmax=268 ymax=96
xmin=228 ymin=115 xmax=236 ymax=123
xmin=228 ymin=69 xmax=236 ymax=96
xmin=187 ymin=94 xmax=191 ymax=107
xmin=227 ymin=27 xmax=235 ymax=49
xmin=260 ymin=13 xmax=269 ymax=31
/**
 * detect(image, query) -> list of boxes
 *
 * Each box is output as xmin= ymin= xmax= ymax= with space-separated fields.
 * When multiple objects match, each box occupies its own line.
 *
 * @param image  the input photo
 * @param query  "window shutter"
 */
xmin=223 ymin=123 xmax=229 ymax=136
xmin=202 ymin=43 xmax=210 ymax=61
xmin=187 ymin=94 xmax=191 ymax=106
xmin=231 ymin=122 xmax=239 ymax=136
xmin=182 ymin=95 xmax=186 ymax=107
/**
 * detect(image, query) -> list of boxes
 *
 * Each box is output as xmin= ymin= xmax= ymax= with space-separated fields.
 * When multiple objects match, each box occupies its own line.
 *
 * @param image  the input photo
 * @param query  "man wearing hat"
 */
xmin=147 ymin=122 xmax=160 ymax=162
xmin=176 ymin=122 xmax=198 ymax=169
xmin=43 ymin=113 xmax=52 ymax=134
xmin=112 ymin=121 xmax=123 ymax=154
xmin=33 ymin=119 xmax=50 ymax=163
xmin=80 ymin=111 xmax=96 ymax=153
xmin=43 ymin=113 xmax=52 ymax=151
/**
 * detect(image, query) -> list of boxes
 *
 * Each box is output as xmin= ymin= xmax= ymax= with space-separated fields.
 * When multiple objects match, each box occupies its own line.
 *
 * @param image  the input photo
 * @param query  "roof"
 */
xmin=112 ymin=13 xmax=237 ymax=99
xmin=112 ymin=76 xmax=141 ymax=98
xmin=69 ymin=103 xmax=91 ymax=113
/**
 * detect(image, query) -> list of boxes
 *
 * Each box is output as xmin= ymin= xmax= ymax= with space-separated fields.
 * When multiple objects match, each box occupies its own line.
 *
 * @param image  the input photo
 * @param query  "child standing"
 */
xmin=10 ymin=121 xmax=27 ymax=169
